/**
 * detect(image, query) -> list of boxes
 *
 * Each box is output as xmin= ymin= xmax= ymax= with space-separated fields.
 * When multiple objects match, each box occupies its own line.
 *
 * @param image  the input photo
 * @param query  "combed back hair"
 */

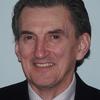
xmin=12 ymin=0 xmax=91 ymax=68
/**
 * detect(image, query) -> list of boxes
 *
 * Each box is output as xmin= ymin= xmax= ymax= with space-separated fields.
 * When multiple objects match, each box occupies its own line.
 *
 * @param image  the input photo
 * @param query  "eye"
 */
xmin=51 ymin=34 xmax=60 ymax=40
xmin=21 ymin=34 xmax=35 ymax=42
xmin=25 ymin=35 xmax=33 ymax=40
xmin=47 ymin=32 xmax=66 ymax=44
xmin=52 ymin=34 xmax=60 ymax=39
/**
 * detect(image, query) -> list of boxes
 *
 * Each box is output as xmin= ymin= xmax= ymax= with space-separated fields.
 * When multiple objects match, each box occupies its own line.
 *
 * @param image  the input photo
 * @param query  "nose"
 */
xmin=34 ymin=39 xmax=49 ymax=59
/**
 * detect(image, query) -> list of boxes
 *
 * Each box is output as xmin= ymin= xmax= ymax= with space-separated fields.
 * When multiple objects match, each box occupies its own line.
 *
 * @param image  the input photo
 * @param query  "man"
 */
xmin=0 ymin=0 xmax=100 ymax=100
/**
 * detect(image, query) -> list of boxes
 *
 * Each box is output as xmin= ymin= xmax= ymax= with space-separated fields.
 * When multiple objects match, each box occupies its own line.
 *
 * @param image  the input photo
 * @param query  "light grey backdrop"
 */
xmin=0 ymin=0 xmax=100 ymax=89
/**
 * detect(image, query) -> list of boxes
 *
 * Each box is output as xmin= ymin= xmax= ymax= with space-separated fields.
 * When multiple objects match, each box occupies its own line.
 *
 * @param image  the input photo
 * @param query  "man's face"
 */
xmin=15 ymin=6 xmax=88 ymax=90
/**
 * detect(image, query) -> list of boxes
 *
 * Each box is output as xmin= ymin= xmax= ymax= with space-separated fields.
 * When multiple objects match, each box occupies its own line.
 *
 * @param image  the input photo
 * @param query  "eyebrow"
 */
xmin=48 ymin=29 xmax=69 ymax=38
xmin=20 ymin=31 xmax=33 ymax=35
xmin=48 ymin=29 xmax=64 ymax=34
xmin=20 ymin=29 xmax=68 ymax=37
xmin=20 ymin=29 xmax=65 ymax=35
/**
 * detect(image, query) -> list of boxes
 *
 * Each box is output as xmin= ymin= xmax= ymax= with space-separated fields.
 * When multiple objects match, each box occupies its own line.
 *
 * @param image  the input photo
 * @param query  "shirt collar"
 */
xmin=28 ymin=74 xmax=76 ymax=100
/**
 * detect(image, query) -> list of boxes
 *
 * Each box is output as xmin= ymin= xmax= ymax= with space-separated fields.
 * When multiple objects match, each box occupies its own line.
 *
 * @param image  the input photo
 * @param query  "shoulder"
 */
xmin=0 ymin=80 xmax=27 ymax=92
xmin=0 ymin=80 xmax=29 ymax=100
xmin=75 ymin=73 xmax=100 ymax=100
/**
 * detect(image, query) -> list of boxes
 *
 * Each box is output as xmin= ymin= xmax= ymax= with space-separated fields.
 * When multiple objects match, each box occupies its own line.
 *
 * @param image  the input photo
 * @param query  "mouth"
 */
xmin=33 ymin=63 xmax=55 ymax=68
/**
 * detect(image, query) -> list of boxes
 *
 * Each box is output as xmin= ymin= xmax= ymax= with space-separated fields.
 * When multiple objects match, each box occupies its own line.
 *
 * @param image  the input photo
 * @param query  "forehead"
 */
xmin=19 ymin=6 xmax=75 ymax=33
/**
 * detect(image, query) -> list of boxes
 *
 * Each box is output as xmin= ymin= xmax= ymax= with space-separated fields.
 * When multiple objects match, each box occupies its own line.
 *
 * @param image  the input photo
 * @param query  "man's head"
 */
xmin=13 ymin=0 xmax=91 ymax=92
xmin=12 ymin=0 xmax=91 ymax=68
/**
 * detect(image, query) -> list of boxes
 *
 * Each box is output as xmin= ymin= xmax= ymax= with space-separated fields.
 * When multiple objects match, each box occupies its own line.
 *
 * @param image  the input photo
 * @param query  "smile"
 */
xmin=34 ymin=63 xmax=54 ymax=68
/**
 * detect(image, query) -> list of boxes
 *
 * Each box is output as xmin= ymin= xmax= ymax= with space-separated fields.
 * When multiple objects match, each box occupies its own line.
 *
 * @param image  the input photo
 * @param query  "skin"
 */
xmin=15 ymin=6 xmax=90 ymax=100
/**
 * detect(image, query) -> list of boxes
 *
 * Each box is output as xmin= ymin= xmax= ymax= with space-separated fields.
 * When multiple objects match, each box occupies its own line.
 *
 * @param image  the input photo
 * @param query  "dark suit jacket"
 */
xmin=0 ymin=73 xmax=100 ymax=100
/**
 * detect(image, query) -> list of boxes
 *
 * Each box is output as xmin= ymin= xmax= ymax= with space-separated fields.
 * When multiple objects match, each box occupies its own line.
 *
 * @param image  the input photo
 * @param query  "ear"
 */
xmin=76 ymin=33 xmax=91 ymax=60
xmin=15 ymin=41 xmax=21 ymax=62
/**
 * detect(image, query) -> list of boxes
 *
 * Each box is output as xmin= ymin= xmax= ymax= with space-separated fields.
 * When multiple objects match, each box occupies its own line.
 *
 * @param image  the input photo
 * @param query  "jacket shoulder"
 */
xmin=75 ymin=73 xmax=100 ymax=100
xmin=0 ymin=80 xmax=29 ymax=100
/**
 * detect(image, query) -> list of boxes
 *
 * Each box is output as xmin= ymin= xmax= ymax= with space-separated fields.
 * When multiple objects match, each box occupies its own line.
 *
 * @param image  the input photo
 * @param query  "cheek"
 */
xmin=52 ymin=44 xmax=69 ymax=60
xmin=19 ymin=45 xmax=34 ymax=59
xmin=19 ymin=47 xmax=32 ymax=71
xmin=52 ymin=43 xmax=77 ymax=68
xmin=19 ymin=46 xmax=34 ymax=79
